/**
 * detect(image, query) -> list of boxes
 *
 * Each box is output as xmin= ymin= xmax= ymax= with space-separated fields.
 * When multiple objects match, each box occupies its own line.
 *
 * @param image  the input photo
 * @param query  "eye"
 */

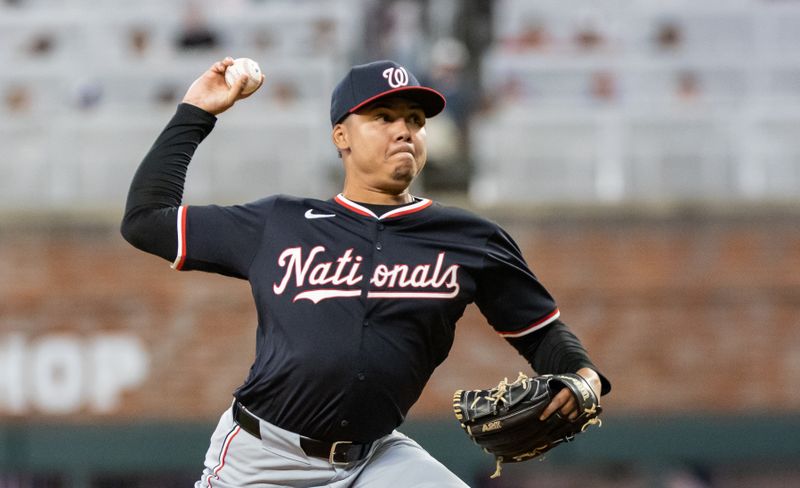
xmin=375 ymin=112 xmax=392 ymax=122
xmin=410 ymin=114 xmax=425 ymax=127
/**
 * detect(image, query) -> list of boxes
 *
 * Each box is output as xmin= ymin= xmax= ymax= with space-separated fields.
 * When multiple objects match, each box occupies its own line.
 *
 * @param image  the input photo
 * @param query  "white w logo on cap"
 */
xmin=382 ymin=67 xmax=409 ymax=88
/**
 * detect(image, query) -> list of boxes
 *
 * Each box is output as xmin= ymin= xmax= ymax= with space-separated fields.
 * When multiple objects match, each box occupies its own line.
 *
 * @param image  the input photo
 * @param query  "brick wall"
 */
xmin=1 ymin=211 xmax=798 ymax=421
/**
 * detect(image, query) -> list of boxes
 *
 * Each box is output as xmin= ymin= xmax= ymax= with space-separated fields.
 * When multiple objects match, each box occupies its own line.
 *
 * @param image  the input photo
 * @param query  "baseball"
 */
xmin=225 ymin=57 xmax=262 ymax=95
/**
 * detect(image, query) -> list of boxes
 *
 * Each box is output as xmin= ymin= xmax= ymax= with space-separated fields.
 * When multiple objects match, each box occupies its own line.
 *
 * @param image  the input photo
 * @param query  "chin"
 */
xmin=391 ymin=166 xmax=417 ymax=184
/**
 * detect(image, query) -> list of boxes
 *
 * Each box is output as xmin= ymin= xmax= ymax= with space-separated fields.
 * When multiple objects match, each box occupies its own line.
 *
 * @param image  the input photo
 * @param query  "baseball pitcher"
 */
xmin=121 ymin=57 xmax=610 ymax=487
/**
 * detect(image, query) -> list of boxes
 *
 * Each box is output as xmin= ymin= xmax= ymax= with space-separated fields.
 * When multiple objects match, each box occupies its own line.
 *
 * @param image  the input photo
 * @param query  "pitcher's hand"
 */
xmin=539 ymin=367 xmax=601 ymax=421
xmin=182 ymin=57 xmax=264 ymax=115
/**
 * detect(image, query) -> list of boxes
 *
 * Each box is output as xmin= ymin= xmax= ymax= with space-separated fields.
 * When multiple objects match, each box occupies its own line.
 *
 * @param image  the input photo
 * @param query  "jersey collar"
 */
xmin=334 ymin=193 xmax=433 ymax=220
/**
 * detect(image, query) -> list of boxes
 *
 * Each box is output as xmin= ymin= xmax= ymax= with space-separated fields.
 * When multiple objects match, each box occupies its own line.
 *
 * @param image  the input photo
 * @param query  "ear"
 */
xmin=331 ymin=123 xmax=349 ymax=153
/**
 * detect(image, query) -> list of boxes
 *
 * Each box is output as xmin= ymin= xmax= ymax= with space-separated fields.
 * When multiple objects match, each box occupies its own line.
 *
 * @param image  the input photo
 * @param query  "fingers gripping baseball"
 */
xmin=182 ymin=57 xmax=264 ymax=115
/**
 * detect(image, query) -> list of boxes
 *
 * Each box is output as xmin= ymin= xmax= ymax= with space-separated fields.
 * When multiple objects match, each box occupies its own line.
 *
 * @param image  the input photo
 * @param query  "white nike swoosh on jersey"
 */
xmin=305 ymin=209 xmax=336 ymax=219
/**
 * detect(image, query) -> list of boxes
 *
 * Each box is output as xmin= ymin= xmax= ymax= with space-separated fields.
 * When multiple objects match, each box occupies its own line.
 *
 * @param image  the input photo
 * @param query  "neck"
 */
xmin=341 ymin=186 xmax=414 ymax=205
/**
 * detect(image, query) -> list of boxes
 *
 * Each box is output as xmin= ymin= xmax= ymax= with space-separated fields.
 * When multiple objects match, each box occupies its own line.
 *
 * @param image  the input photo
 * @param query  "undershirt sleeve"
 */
xmin=120 ymin=103 xmax=217 ymax=261
xmin=507 ymin=319 xmax=612 ymax=395
xmin=120 ymin=103 xmax=269 ymax=279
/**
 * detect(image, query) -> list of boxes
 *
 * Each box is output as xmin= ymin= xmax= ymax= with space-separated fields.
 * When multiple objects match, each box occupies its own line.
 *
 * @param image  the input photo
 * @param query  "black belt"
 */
xmin=232 ymin=401 xmax=372 ymax=465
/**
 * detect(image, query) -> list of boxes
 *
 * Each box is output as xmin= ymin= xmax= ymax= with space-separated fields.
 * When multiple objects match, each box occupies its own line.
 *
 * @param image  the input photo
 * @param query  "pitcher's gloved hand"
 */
xmin=453 ymin=372 xmax=603 ymax=478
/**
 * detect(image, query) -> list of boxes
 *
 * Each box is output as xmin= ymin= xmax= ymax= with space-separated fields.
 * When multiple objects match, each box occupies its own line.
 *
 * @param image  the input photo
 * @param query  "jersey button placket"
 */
xmin=355 ymin=219 xmax=377 ymax=414
xmin=375 ymin=220 xmax=384 ymax=251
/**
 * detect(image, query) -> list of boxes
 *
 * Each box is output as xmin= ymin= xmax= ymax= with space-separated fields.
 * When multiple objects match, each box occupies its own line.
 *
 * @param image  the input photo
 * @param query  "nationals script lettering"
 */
xmin=272 ymin=246 xmax=460 ymax=303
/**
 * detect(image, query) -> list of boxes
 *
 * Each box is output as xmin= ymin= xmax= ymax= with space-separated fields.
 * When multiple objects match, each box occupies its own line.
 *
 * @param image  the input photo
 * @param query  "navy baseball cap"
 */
xmin=330 ymin=60 xmax=446 ymax=125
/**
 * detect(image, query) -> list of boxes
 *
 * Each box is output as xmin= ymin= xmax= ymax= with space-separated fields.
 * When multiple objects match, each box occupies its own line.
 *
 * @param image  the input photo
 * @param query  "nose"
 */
xmin=392 ymin=118 xmax=412 ymax=142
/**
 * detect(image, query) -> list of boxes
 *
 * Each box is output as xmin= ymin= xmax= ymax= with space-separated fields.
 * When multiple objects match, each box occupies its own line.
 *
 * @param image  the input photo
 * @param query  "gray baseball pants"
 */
xmin=194 ymin=406 xmax=469 ymax=487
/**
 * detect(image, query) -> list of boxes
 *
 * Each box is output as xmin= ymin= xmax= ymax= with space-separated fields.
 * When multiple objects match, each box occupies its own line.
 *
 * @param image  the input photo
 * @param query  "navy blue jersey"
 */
xmin=121 ymin=104 xmax=610 ymax=445
xmin=173 ymin=193 xmax=559 ymax=442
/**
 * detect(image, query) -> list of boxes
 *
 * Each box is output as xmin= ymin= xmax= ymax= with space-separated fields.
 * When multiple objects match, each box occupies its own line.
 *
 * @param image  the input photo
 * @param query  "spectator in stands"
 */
xmin=422 ymin=37 xmax=473 ymax=191
xmin=271 ymin=80 xmax=299 ymax=107
xmin=154 ymin=84 xmax=180 ymax=107
xmin=252 ymin=29 xmax=275 ymax=53
xmin=129 ymin=28 xmax=151 ymax=58
xmin=28 ymin=33 xmax=55 ymax=57
xmin=74 ymin=78 xmax=104 ymax=111
xmin=480 ymin=75 xmax=525 ymax=114
xmin=504 ymin=18 xmax=551 ymax=52
xmin=589 ymin=71 xmax=617 ymax=104
xmin=311 ymin=18 xmax=338 ymax=56
xmin=428 ymin=39 xmax=472 ymax=126
xmin=676 ymin=70 xmax=701 ymax=103
xmin=363 ymin=0 xmax=428 ymax=75
xmin=572 ymin=12 xmax=606 ymax=52
xmin=5 ymin=85 xmax=31 ymax=113
xmin=654 ymin=20 xmax=683 ymax=52
xmin=175 ymin=1 xmax=219 ymax=51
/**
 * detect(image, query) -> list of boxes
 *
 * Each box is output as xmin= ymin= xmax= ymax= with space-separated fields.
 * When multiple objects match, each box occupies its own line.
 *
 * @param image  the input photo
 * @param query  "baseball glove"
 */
xmin=453 ymin=372 xmax=602 ymax=478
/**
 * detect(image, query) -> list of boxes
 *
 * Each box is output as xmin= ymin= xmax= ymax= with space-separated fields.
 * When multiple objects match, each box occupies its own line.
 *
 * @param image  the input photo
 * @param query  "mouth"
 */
xmin=388 ymin=145 xmax=415 ymax=159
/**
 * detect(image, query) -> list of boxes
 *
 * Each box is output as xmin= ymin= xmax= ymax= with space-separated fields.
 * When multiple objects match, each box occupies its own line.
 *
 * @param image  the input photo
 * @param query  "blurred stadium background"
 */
xmin=1 ymin=0 xmax=799 ymax=486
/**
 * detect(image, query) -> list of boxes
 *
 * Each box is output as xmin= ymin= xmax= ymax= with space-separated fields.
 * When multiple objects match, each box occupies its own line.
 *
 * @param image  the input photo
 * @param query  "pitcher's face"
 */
xmin=334 ymin=97 xmax=427 ymax=195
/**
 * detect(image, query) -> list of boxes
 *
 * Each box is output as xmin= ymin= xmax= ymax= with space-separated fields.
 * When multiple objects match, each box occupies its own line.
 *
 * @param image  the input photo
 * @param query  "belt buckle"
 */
xmin=329 ymin=440 xmax=353 ymax=465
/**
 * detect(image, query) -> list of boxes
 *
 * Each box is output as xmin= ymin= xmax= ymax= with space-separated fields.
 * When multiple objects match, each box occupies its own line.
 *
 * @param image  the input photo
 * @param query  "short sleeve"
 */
xmin=474 ymin=226 xmax=560 ymax=338
xmin=172 ymin=196 xmax=276 ymax=279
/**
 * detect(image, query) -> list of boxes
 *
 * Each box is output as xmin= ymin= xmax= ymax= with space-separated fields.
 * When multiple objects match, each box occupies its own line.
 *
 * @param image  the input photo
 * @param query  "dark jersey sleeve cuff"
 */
xmin=175 ymin=102 xmax=218 ymax=125
xmin=506 ymin=319 xmax=612 ymax=396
